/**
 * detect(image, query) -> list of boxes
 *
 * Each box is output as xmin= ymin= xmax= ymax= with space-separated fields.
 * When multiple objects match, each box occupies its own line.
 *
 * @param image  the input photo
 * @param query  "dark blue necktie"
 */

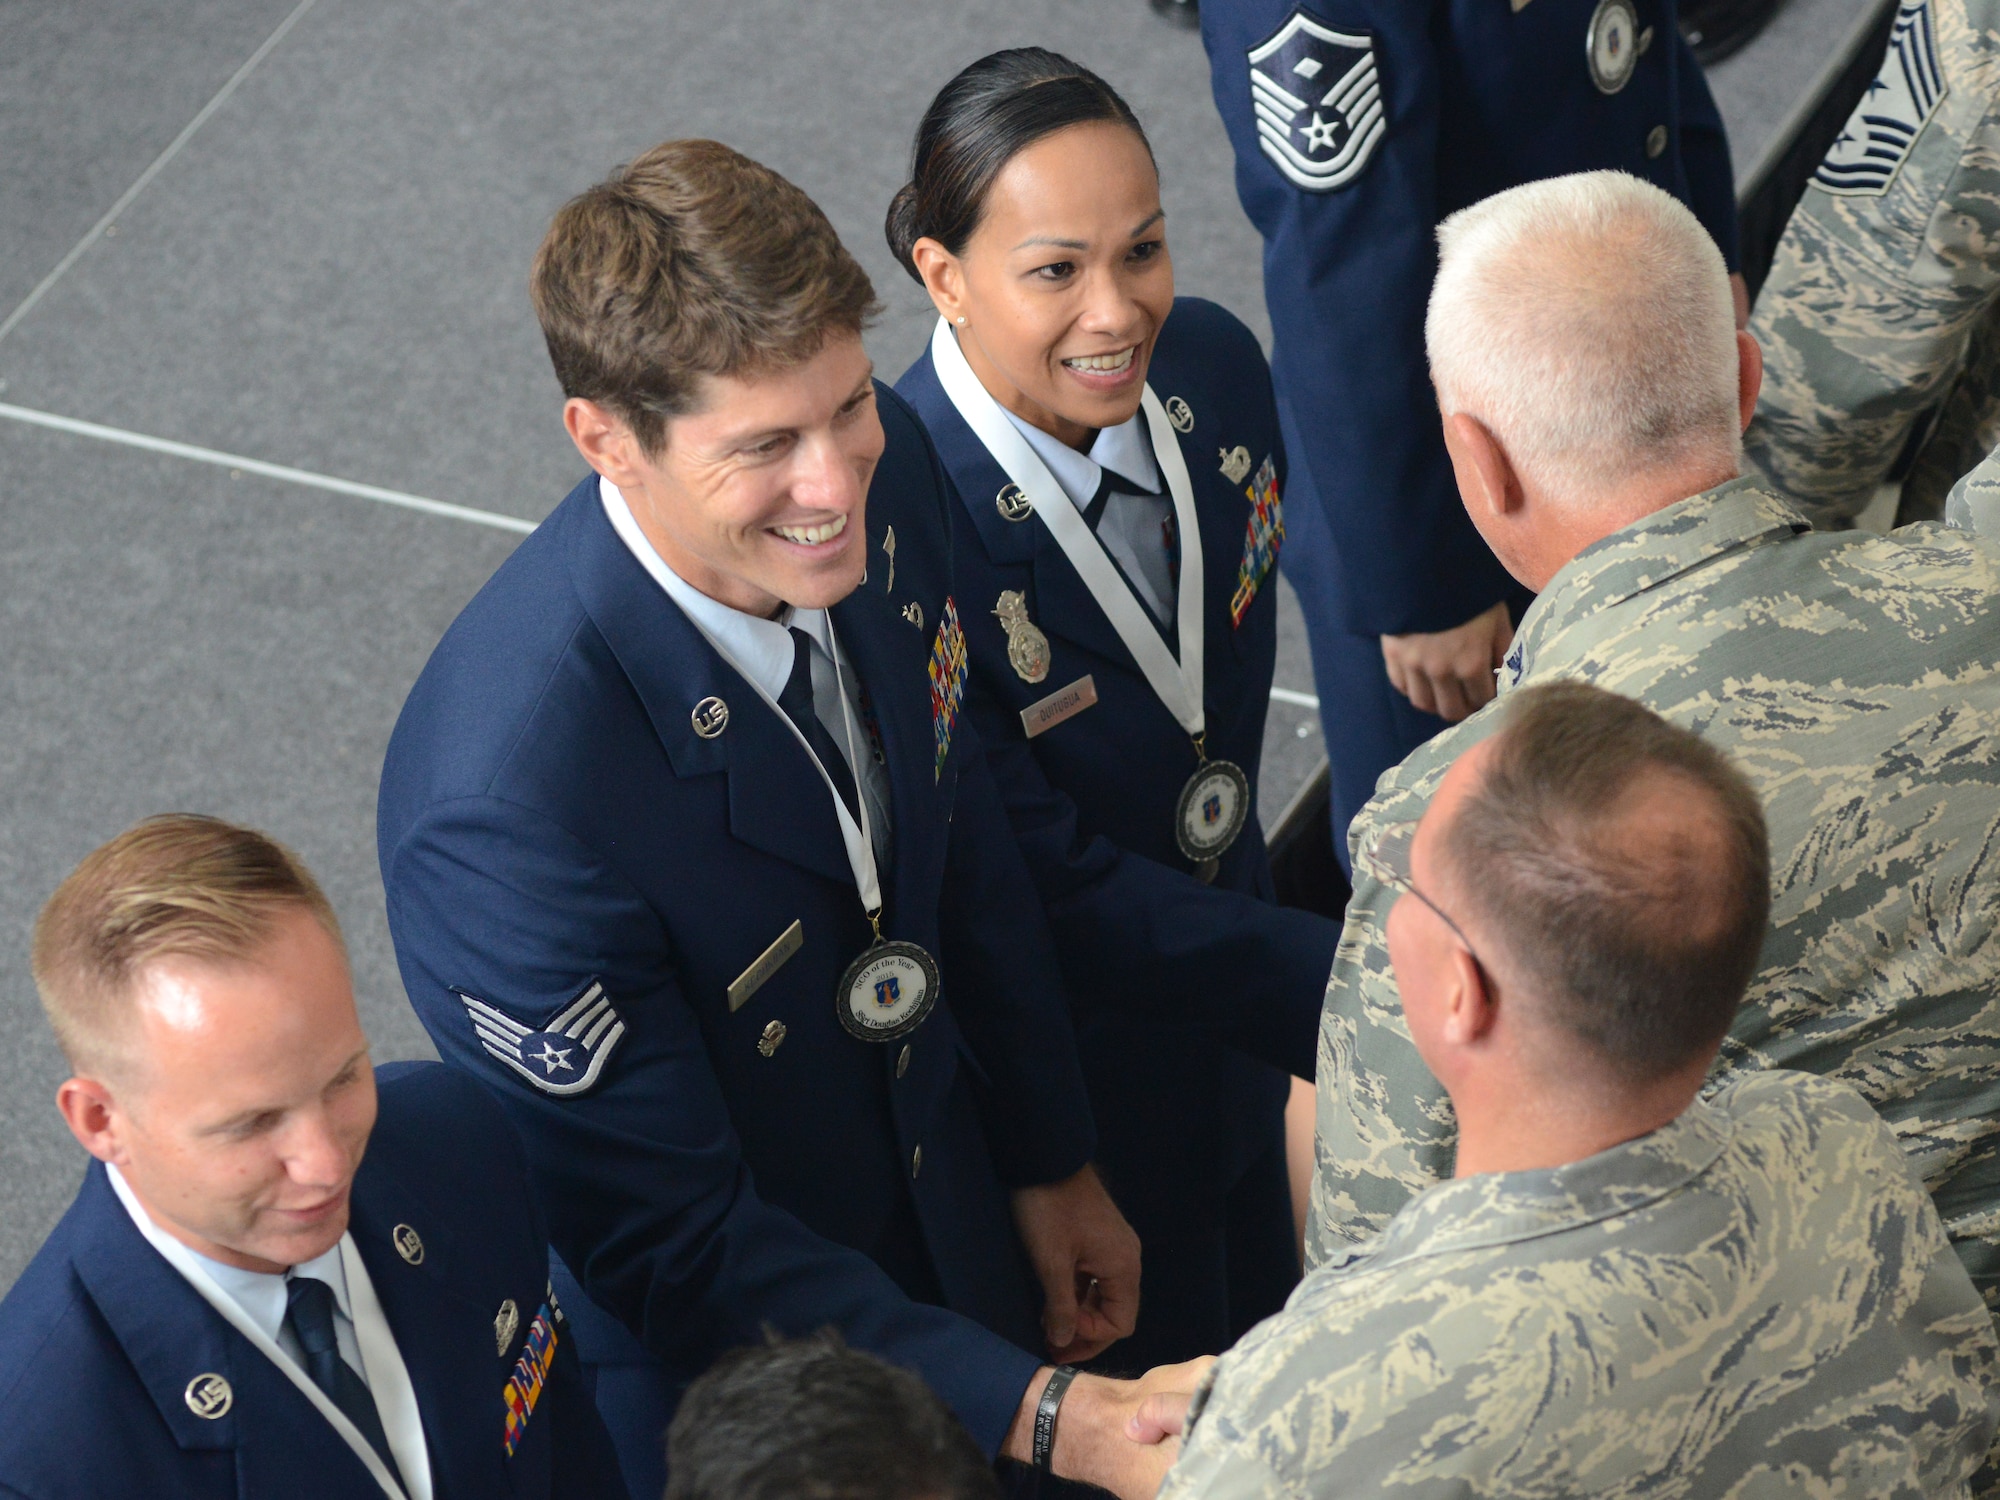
xmin=284 ymin=1275 xmax=402 ymax=1484
xmin=780 ymin=627 xmax=861 ymax=823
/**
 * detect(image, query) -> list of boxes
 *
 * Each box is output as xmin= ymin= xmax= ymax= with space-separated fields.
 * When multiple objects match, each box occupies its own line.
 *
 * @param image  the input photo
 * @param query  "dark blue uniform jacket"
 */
xmin=897 ymin=301 xmax=1337 ymax=1077
xmin=376 ymin=385 xmax=1090 ymax=1455
xmin=0 ymin=1063 xmax=625 ymax=1500
xmin=1200 ymin=0 xmax=1739 ymax=636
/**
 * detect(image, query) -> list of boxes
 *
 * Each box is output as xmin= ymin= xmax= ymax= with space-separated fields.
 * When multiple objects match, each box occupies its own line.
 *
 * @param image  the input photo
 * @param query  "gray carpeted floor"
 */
xmin=0 ymin=0 xmax=1850 ymax=1293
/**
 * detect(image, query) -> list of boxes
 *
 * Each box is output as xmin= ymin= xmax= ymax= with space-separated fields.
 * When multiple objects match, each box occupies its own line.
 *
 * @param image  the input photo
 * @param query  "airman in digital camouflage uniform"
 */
xmin=1307 ymin=174 xmax=2000 ymax=1336
xmin=1151 ymin=683 xmax=1999 ymax=1498
xmin=1746 ymin=0 xmax=2000 ymax=526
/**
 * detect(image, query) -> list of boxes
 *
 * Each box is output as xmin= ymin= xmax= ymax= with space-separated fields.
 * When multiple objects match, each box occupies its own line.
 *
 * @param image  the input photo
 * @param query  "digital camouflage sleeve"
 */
xmin=1746 ymin=0 xmax=2000 ymax=527
xmin=1165 ymin=1071 xmax=1999 ymax=1498
xmin=1308 ymin=478 xmax=2000 ymax=1326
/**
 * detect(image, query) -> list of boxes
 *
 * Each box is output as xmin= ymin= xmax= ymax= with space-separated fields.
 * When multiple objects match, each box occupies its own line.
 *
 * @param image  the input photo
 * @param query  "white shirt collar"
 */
xmin=598 ymin=475 xmax=835 ymax=700
xmin=993 ymin=392 xmax=1161 ymax=513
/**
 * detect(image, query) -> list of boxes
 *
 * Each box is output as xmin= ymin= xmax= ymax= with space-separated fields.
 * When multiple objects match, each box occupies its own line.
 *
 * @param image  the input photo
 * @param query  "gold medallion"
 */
xmin=992 ymin=590 xmax=1051 ymax=684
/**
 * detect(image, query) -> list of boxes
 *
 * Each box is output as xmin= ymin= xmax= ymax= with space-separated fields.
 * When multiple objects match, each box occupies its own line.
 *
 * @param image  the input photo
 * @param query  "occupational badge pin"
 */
xmin=758 ymin=1019 xmax=788 ymax=1057
xmin=691 ymin=696 xmax=729 ymax=739
xmin=996 ymin=483 xmax=1033 ymax=522
xmin=458 ymin=980 xmax=627 ymax=1097
xmin=495 ymin=1298 xmax=520 ymax=1356
xmin=992 ymin=590 xmax=1051 ymax=684
xmin=1219 ymin=445 xmax=1252 ymax=485
xmin=903 ymin=600 xmax=925 ymax=631
xmin=185 ymin=1373 xmax=233 ymax=1419
xmin=882 ymin=525 xmax=897 ymax=592
xmin=1165 ymin=397 xmax=1195 ymax=433
xmin=392 ymin=1224 xmax=425 ymax=1265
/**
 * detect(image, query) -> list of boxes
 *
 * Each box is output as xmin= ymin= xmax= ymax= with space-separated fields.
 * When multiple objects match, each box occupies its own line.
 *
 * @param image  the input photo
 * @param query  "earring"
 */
xmin=956 ymin=316 xmax=967 ymax=325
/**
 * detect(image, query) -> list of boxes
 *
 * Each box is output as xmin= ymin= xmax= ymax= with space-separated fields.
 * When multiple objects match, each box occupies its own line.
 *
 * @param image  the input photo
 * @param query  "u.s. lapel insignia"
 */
xmin=882 ymin=525 xmax=897 ymax=592
xmin=495 ymin=1298 xmax=520 ymax=1356
xmin=996 ymin=483 xmax=1033 ymax=522
xmin=992 ymin=590 xmax=1051 ymax=684
xmin=1229 ymin=455 xmax=1285 ymax=628
xmin=185 ymin=1373 xmax=233 ymax=1419
xmin=1166 ymin=396 xmax=1195 ymax=432
xmin=457 ymin=979 xmax=628 ymax=1096
xmin=392 ymin=1224 xmax=425 ymax=1265
xmin=691 ymin=696 xmax=729 ymax=739
xmin=928 ymin=596 xmax=968 ymax=780
xmin=1219 ymin=445 xmax=1252 ymax=485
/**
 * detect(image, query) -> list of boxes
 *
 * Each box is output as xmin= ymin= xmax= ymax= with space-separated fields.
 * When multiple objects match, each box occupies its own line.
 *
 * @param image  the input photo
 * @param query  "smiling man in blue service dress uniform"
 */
xmin=1195 ymin=0 xmax=1741 ymax=864
xmin=0 ymin=815 xmax=624 ymax=1500
xmin=377 ymin=140 xmax=1194 ymax=1498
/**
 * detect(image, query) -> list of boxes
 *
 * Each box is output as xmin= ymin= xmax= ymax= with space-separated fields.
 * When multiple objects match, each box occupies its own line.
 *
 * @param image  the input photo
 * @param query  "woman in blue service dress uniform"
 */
xmin=889 ymin=49 xmax=1343 ymax=1367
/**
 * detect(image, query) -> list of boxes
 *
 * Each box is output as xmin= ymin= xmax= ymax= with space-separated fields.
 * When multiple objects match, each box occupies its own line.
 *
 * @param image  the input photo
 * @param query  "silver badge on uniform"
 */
xmin=495 ymin=1298 xmax=520 ymax=1355
xmin=1814 ymin=0 xmax=1946 ymax=196
xmin=691 ymin=696 xmax=729 ymax=739
xmin=1247 ymin=11 xmax=1387 ymax=193
xmin=1219 ymin=445 xmax=1253 ymax=485
xmin=996 ymin=483 xmax=1034 ymax=522
xmin=458 ymin=979 xmax=628 ymax=1096
xmin=993 ymin=590 xmax=1051 ymax=684
xmin=185 ymin=1374 xmax=233 ymax=1419
xmin=1166 ymin=396 xmax=1196 ymax=433
xmin=392 ymin=1224 xmax=425 ymax=1265
xmin=1586 ymin=0 xmax=1640 ymax=94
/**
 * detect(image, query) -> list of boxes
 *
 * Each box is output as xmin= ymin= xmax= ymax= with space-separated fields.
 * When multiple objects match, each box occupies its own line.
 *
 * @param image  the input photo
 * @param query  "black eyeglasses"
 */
xmin=1358 ymin=819 xmax=1488 ymax=976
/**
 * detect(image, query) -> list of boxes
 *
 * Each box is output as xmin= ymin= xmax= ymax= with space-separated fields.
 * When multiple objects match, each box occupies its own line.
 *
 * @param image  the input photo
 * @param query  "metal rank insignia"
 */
xmin=992 ymin=590 xmax=1050 ymax=684
xmin=1176 ymin=756 xmax=1250 ymax=867
xmin=996 ymin=483 xmax=1033 ymax=522
xmin=836 ymin=938 xmax=939 ymax=1043
xmin=1165 ymin=397 xmax=1195 ymax=433
xmin=1219 ymin=445 xmax=1253 ymax=485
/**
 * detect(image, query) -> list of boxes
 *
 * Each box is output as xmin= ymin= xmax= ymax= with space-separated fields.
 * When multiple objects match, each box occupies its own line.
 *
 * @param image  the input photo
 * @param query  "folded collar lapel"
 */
xmin=902 ymin=351 xmax=1039 ymax=567
xmin=566 ymin=481 xmax=857 ymax=889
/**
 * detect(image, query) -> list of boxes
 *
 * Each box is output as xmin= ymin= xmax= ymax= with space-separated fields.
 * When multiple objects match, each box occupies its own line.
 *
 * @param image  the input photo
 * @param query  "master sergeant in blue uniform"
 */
xmin=376 ymin=140 xmax=1196 ymax=1499
xmin=887 ymin=50 xmax=1342 ymax=1369
xmin=1196 ymin=0 xmax=1741 ymax=863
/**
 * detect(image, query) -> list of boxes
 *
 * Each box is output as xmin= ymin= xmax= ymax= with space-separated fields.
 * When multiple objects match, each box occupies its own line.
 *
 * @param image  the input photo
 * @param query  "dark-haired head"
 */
xmin=889 ymin=51 xmax=1172 ymax=448
xmin=886 ymin=48 xmax=1153 ymax=277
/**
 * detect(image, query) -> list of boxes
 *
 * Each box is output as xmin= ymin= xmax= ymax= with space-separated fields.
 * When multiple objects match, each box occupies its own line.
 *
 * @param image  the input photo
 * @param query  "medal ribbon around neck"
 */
xmin=930 ymin=316 xmax=1207 ymax=739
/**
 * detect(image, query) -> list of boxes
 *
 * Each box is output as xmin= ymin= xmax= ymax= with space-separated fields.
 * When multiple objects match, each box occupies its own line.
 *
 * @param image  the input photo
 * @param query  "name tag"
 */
xmin=1020 ymin=675 xmax=1098 ymax=739
xmin=728 ymin=919 xmax=803 ymax=1012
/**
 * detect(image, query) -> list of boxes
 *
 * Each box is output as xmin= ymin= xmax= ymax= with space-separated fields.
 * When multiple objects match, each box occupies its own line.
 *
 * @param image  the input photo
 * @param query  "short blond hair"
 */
xmin=32 ymin=814 xmax=342 ymax=1076
xmin=1426 ymin=171 xmax=1739 ymax=508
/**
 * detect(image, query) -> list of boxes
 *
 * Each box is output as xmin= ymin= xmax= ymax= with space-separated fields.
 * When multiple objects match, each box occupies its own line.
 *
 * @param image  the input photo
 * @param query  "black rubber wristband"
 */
xmin=1032 ymin=1365 xmax=1080 ymax=1471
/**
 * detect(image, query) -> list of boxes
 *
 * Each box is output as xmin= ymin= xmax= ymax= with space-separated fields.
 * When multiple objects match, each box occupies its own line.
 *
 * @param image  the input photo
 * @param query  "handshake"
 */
xmin=1001 ymin=1359 xmax=1214 ymax=1499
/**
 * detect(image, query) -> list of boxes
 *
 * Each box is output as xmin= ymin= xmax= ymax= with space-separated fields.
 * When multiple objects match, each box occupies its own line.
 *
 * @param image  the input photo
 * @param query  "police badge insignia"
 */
xmin=993 ymin=589 xmax=1051 ymax=683
xmin=1247 ymin=11 xmax=1387 ymax=192
xmin=458 ymin=979 xmax=627 ymax=1096
xmin=1814 ymin=0 xmax=1946 ymax=196
xmin=1230 ymin=455 xmax=1284 ymax=628
xmin=927 ymin=596 xmax=967 ymax=780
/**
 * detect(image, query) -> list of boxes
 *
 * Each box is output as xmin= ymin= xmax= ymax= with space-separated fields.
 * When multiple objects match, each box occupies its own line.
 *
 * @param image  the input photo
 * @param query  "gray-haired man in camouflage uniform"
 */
xmin=1141 ymin=680 xmax=1998 ymax=1496
xmin=1746 ymin=0 xmax=2000 ymax=525
xmin=1299 ymin=170 xmax=2000 ymax=1340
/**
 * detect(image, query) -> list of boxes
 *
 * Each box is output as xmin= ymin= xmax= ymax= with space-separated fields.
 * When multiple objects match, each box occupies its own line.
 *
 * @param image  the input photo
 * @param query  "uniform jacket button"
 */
xmin=1645 ymin=125 xmax=1668 ymax=158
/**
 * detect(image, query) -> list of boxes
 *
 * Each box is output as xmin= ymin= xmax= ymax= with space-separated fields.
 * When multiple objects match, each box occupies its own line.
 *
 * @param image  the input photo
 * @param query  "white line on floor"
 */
xmin=0 ymin=0 xmax=323 ymax=348
xmin=0 ymin=401 xmax=535 ymax=535
xmin=1268 ymin=687 xmax=1320 ymax=710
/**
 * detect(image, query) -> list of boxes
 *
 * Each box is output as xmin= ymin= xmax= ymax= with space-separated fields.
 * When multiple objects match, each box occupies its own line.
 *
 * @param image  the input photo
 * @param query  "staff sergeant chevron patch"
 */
xmin=1813 ymin=0 xmax=1947 ymax=196
xmin=458 ymin=979 xmax=626 ymax=1096
xmin=1248 ymin=11 xmax=1387 ymax=192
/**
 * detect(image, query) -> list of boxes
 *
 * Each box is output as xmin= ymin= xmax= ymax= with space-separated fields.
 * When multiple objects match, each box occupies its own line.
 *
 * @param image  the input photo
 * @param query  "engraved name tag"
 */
xmin=1020 ymin=675 xmax=1099 ymax=739
xmin=728 ymin=919 xmax=803 ymax=1011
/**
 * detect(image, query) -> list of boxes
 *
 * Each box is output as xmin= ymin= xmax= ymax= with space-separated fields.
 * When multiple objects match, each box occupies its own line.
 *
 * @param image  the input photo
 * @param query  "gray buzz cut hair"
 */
xmin=1425 ymin=171 xmax=1739 ymax=509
